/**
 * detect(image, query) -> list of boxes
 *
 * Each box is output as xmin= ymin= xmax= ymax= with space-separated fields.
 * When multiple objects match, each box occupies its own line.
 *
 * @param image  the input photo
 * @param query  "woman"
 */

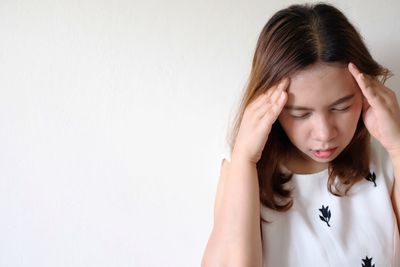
xmin=201 ymin=3 xmax=400 ymax=266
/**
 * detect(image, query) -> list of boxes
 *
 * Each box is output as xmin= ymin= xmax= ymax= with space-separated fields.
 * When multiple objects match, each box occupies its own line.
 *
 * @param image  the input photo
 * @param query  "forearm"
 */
xmin=390 ymin=151 xmax=400 ymax=228
xmin=203 ymin=154 xmax=262 ymax=267
xmin=216 ymin=155 xmax=261 ymax=243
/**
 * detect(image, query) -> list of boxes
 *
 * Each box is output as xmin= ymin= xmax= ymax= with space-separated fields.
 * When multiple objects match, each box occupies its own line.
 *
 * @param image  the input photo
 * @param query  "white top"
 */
xmin=221 ymin=140 xmax=400 ymax=266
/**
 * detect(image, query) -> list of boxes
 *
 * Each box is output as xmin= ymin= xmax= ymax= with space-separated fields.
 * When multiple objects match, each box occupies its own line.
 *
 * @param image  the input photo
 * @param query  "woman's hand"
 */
xmin=348 ymin=62 xmax=400 ymax=158
xmin=232 ymin=78 xmax=289 ymax=164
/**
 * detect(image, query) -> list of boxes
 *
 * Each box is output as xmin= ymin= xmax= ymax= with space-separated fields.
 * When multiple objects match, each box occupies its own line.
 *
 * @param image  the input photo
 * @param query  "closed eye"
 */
xmin=332 ymin=106 xmax=351 ymax=112
xmin=290 ymin=113 xmax=311 ymax=119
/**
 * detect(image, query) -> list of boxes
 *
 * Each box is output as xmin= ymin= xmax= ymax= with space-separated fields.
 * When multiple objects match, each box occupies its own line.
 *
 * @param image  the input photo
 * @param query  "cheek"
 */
xmin=278 ymin=116 xmax=291 ymax=136
xmin=338 ymin=98 xmax=363 ymax=127
xmin=278 ymin=116 xmax=308 ymax=144
xmin=353 ymin=94 xmax=364 ymax=114
xmin=278 ymin=115 xmax=293 ymax=135
xmin=337 ymin=109 xmax=362 ymax=136
xmin=348 ymin=103 xmax=363 ymax=123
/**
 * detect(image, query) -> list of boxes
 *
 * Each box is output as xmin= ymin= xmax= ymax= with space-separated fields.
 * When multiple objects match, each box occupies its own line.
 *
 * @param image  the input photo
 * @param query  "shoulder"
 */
xmin=370 ymin=139 xmax=393 ymax=174
xmin=221 ymin=140 xmax=232 ymax=163
xmin=370 ymin=138 xmax=395 ymax=188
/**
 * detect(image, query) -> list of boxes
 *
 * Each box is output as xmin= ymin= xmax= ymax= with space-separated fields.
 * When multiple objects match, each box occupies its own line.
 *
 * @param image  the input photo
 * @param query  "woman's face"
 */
xmin=278 ymin=62 xmax=363 ymax=173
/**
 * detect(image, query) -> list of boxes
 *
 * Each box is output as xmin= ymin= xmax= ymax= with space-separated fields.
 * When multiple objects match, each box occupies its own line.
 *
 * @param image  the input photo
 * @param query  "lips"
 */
xmin=312 ymin=147 xmax=338 ymax=159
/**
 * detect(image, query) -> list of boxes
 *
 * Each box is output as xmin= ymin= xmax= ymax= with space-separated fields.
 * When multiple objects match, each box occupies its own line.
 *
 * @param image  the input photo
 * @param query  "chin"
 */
xmin=311 ymin=156 xmax=335 ymax=163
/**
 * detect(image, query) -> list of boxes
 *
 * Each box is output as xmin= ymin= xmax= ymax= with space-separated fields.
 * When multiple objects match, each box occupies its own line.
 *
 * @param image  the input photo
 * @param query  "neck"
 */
xmin=284 ymin=146 xmax=329 ymax=174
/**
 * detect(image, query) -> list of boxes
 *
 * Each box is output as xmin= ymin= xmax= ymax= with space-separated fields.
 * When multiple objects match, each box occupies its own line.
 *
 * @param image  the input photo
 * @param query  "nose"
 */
xmin=311 ymin=114 xmax=337 ymax=142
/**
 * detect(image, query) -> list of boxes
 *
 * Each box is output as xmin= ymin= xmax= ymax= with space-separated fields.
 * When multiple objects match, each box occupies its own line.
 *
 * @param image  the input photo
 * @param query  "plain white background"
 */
xmin=0 ymin=0 xmax=399 ymax=266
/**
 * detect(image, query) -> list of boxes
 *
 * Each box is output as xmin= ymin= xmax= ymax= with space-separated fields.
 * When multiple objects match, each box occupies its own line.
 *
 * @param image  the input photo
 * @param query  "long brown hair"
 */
xmin=226 ymin=3 xmax=391 ymax=213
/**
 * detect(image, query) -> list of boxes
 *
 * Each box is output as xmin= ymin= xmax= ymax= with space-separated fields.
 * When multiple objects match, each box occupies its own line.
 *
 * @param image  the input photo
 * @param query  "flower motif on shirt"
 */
xmin=361 ymin=256 xmax=375 ymax=267
xmin=365 ymin=171 xmax=377 ymax=187
xmin=318 ymin=205 xmax=331 ymax=227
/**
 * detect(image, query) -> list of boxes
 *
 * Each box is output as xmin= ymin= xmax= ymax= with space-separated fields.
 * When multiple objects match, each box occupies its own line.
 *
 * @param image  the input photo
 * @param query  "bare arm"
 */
xmin=201 ymin=79 xmax=289 ymax=267
xmin=348 ymin=63 xmax=400 ymax=232
xmin=201 ymin=156 xmax=262 ymax=267
xmin=390 ymin=153 xmax=400 ymax=230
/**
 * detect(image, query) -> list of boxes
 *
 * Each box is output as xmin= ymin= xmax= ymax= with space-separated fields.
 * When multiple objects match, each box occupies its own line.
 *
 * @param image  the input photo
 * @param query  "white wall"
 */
xmin=0 ymin=0 xmax=399 ymax=266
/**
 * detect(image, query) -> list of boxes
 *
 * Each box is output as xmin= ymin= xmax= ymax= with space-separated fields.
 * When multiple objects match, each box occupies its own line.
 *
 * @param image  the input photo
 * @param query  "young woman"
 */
xmin=201 ymin=3 xmax=400 ymax=267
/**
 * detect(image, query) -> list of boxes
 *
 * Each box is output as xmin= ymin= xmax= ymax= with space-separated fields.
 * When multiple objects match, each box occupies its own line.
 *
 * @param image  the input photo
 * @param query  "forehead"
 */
xmin=287 ymin=63 xmax=359 ymax=106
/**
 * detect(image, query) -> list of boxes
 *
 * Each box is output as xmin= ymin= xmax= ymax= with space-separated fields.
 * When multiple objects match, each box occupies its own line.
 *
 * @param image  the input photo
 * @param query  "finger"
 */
xmin=251 ymin=78 xmax=289 ymax=109
xmin=257 ymin=88 xmax=286 ymax=117
xmin=361 ymin=96 xmax=370 ymax=114
xmin=348 ymin=62 xmax=362 ymax=77
xmin=253 ymin=78 xmax=289 ymax=115
xmin=348 ymin=62 xmax=370 ymax=94
xmin=348 ymin=62 xmax=372 ymax=80
xmin=262 ymin=79 xmax=288 ymax=107
xmin=249 ymin=93 xmax=268 ymax=109
xmin=269 ymin=78 xmax=290 ymax=103
xmin=348 ymin=62 xmax=381 ymax=106
xmin=362 ymin=96 xmax=370 ymax=109
xmin=261 ymin=90 xmax=288 ymax=125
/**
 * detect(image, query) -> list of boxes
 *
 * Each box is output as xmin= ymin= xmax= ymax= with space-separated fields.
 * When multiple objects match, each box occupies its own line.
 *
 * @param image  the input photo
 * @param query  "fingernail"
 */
xmin=281 ymin=78 xmax=289 ymax=86
xmin=349 ymin=62 xmax=357 ymax=70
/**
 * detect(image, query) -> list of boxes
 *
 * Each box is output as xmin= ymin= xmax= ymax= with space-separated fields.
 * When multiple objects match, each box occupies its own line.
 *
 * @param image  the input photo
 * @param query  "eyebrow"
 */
xmin=284 ymin=94 xmax=355 ymax=111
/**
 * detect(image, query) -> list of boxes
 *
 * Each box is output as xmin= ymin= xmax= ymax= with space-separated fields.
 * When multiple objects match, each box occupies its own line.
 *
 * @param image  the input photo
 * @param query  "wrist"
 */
xmin=388 ymin=147 xmax=400 ymax=163
xmin=231 ymin=149 xmax=259 ymax=166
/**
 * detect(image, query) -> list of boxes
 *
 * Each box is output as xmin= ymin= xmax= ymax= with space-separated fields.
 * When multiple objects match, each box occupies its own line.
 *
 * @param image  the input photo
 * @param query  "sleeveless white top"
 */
xmin=221 ymin=140 xmax=400 ymax=266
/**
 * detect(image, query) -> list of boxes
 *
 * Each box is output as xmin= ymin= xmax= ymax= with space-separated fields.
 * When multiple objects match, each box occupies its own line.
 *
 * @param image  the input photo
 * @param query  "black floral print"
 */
xmin=365 ymin=171 xmax=377 ymax=187
xmin=319 ymin=205 xmax=331 ymax=227
xmin=362 ymin=256 xmax=375 ymax=267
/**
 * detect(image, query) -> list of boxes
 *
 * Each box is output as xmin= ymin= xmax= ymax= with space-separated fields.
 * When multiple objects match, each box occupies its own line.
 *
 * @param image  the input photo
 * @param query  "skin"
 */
xmin=202 ymin=61 xmax=400 ymax=267
xmin=347 ymin=62 xmax=400 ymax=227
xmin=278 ymin=62 xmax=364 ymax=174
xmin=277 ymin=61 xmax=400 ymax=226
xmin=202 ymin=79 xmax=289 ymax=267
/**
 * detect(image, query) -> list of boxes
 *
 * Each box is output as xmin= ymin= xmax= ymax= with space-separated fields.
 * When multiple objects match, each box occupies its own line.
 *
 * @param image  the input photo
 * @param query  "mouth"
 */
xmin=312 ymin=147 xmax=338 ymax=159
